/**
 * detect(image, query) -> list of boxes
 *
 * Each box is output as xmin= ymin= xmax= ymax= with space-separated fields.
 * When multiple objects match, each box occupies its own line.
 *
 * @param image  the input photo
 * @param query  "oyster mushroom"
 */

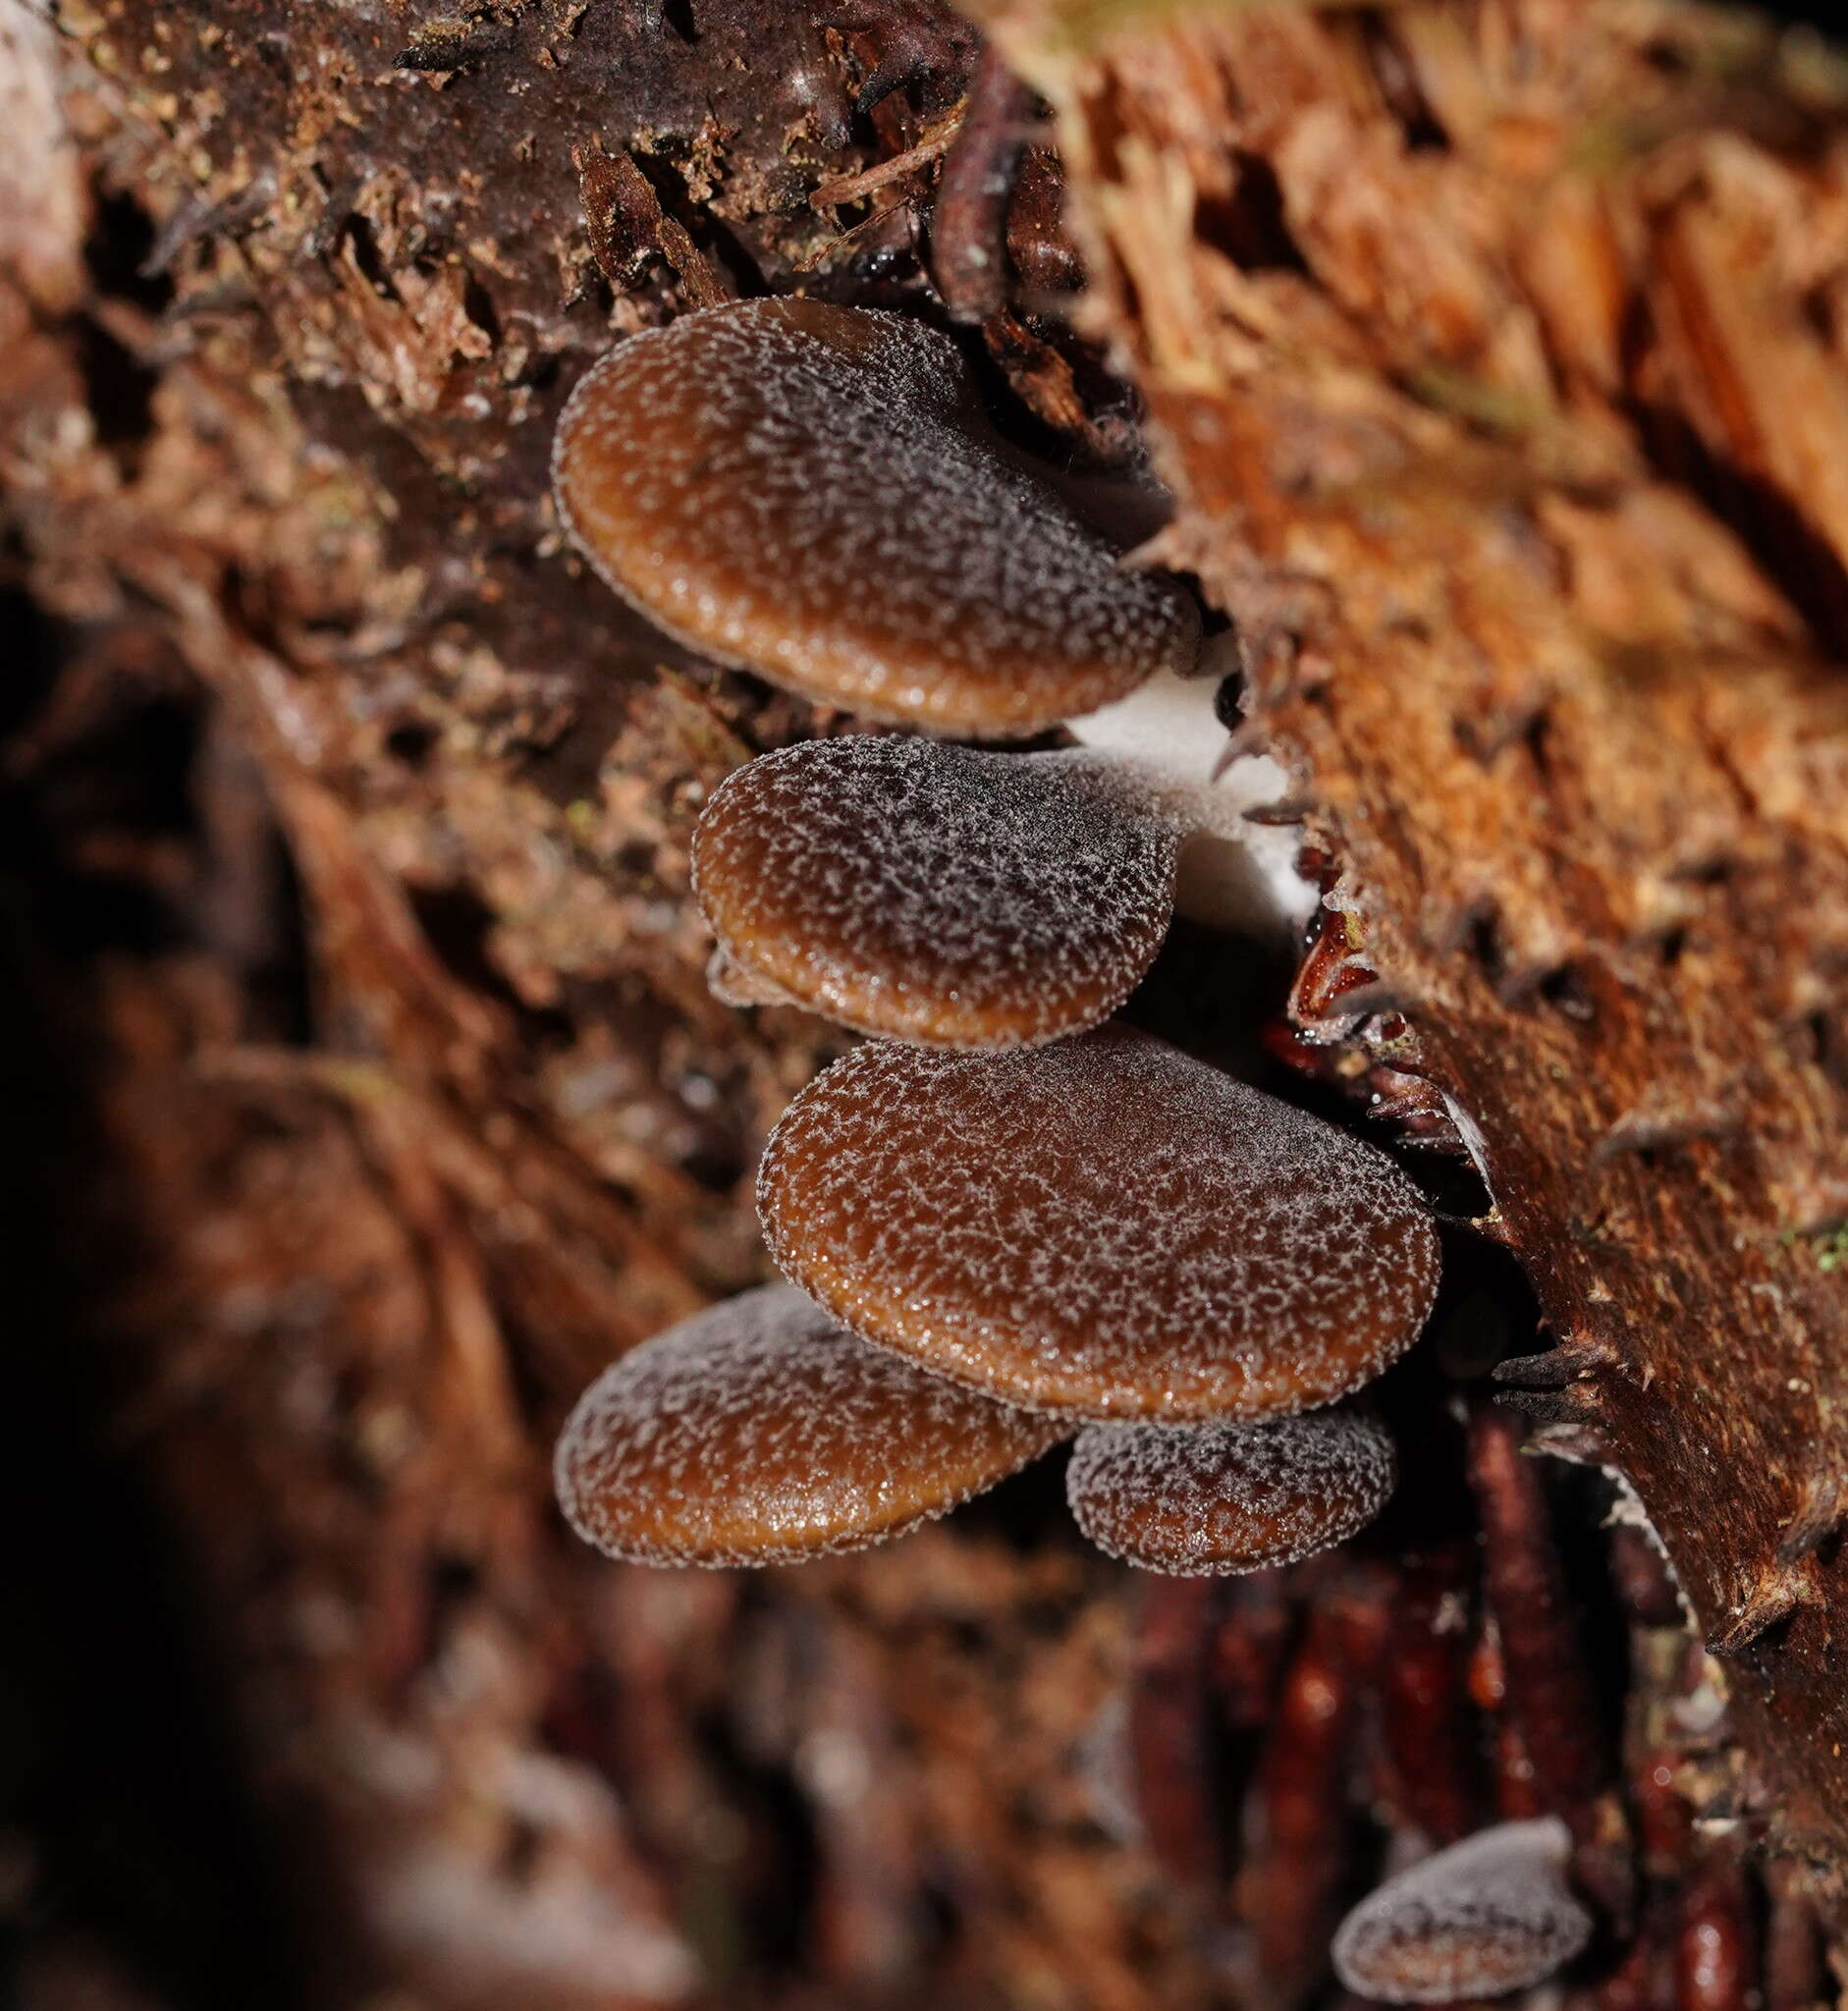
xmin=689 ymin=671 xmax=1324 ymax=1048
xmin=757 ymin=1023 xmax=1440 ymax=1421
xmin=554 ymin=1283 xmax=1065 ymax=1566
xmin=692 ymin=734 xmax=1184 ymax=1048
xmin=1331 ymin=1816 xmax=1595 ymax=2003
xmin=1066 ymin=1409 xmax=1397 ymax=1574
xmin=551 ymin=297 xmax=1199 ymax=736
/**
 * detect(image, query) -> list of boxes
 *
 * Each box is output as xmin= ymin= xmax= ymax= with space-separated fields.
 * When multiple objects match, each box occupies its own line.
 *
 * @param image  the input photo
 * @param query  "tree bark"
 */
xmin=975 ymin=0 xmax=1848 ymax=1871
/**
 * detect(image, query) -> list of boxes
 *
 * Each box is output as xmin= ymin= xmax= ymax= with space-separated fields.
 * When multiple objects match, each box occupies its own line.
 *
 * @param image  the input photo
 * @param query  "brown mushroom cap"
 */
xmin=757 ymin=1024 xmax=1440 ymax=1421
xmin=552 ymin=298 xmax=1199 ymax=735
xmin=1331 ymin=1817 xmax=1594 ymax=2003
xmin=692 ymin=737 xmax=1181 ymax=1048
xmin=554 ymin=1283 xmax=1064 ymax=1566
xmin=1065 ymin=1409 xmax=1396 ymax=1573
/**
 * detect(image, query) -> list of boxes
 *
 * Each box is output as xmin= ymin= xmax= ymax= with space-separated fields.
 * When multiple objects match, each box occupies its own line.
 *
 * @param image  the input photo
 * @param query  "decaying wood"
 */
xmin=974 ymin=0 xmax=1848 ymax=1871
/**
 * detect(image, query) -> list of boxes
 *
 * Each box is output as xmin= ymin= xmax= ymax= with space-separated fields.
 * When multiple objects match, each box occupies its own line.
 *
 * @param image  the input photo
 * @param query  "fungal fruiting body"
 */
xmin=551 ymin=298 xmax=1199 ymax=735
xmin=757 ymin=1023 xmax=1440 ymax=1421
xmin=554 ymin=1284 xmax=1065 ymax=1566
xmin=692 ymin=736 xmax=1183 ymax=1048
xmin=1331 ymin=1817 xmax=1595 ymax=2003
xmin=1066 ymin=1411 xmax=1397 ymax=1574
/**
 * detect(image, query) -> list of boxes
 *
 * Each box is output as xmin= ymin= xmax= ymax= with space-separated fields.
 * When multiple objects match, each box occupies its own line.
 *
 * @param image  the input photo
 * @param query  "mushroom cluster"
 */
xmin=550 ymin=296 xmax=1591 ymax=1999
xmin=553 ymin=295 xmax=1440 ymax=1579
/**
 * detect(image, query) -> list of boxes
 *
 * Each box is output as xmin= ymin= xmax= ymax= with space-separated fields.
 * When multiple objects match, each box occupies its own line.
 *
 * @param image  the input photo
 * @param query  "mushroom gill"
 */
xmin=555 ymin=1283 xmax=1066 ymax=1566
xmin=1065 ymin=1409 xmax=1397 ymax=1573
xmin=692 ymin=735 xmax=1183 ymax=1048
xmin=757 ymin=1023 xmax=1440 ymax=1422
xmin=551 ymin=297 xmax=1199 ymax=735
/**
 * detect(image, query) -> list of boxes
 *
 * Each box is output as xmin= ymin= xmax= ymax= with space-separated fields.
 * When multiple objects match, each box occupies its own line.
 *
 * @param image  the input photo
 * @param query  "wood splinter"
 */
xmin=1705 ymin=1561 xmax=1817 ymax=1658
xmin=1774 ymin=1470 xmax=1848 ymax=1567
xmin=574 ymin=142 xmax=731 ymax=308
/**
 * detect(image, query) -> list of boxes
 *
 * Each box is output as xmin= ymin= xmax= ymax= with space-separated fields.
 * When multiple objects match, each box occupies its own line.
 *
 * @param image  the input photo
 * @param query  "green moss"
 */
xmin=1404 ymin=364 xmax=1547 ymax=441
xmin=1783 ymin=1222 xmax=1848 ymax=1273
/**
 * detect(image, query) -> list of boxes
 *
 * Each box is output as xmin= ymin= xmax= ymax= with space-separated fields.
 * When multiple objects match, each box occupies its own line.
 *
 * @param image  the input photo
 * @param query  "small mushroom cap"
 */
xmin=554 ymin=1283 xmax=1063 ymax=1566
xmin=757 ymin=1024 xmax=1440 ymax=1421
xmin=1066 ymin=1410 xmax=1396 ymax=1574
xmin=1331 ymin=1817 xmax=1594 ymax=2004
xmin=552 ymin=299 xmax=1199 ymax=735
xmin=692 ymin=737 xmax=1181 ymax=1048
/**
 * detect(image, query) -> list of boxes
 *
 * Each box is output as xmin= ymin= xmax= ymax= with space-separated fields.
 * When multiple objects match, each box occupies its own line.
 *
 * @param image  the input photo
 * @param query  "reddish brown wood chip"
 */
xmin=552 ymin=298 xmax=1198 ymax=735
xmin=554 ymin=1283 xmax=1064 ymax=1566
xmin=1066 ymin=1410 xmax=1396 ymax=1573
xmin=757 ymin=1024 xmax=1440 ymax=1420
xmin=692 ymin=736 xmax=1181 ymax=1047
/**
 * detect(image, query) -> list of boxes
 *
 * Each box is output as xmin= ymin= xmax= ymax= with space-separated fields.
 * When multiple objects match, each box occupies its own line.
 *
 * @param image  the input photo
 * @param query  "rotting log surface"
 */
xmin=978 ymin=0 xmax=1848 ymax=1868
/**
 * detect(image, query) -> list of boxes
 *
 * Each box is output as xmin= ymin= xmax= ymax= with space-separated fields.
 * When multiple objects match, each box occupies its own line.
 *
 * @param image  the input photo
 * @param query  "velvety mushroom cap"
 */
xmin=554 ymin=1284 xmax=1064 ymax=1566
xmin=1065 ymin=1410 xmax=1396 ymax=1574
xmin=552 ymin=298 xmax=1199 ymax=735
xmin=1331 ymin=1817 xmax=1594 ymax=2003
xmin=692 ymin=737 xmax=1181 ymax=1048
xmin=757 ymin=1024 xmax=1440 ymax=1421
